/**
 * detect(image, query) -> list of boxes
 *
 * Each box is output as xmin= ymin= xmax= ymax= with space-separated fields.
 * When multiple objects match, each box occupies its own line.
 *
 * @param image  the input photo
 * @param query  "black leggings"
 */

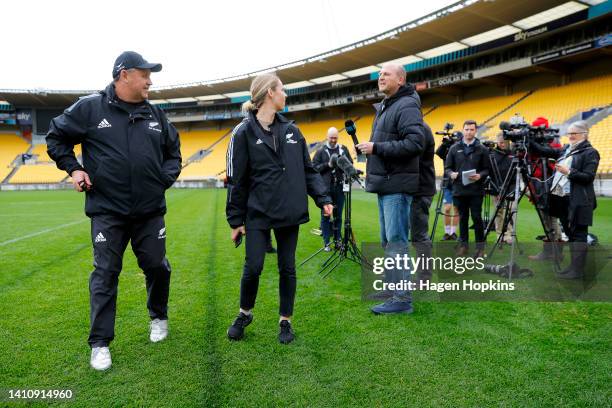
xmin=240 ymin=225 xmax=300 ymax=317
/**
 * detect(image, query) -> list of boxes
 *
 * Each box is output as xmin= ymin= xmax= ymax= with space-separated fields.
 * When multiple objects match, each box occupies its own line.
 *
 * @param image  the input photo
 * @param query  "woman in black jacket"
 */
xmin=225 ymin=73 xmax=333 ymax=343
xmin=528 ymin=121 xmax=600 ymax=279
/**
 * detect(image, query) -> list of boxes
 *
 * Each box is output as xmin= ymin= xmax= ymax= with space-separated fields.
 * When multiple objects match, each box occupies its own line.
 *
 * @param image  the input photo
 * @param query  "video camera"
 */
xmin=499 ymin=114 xmax=559 ymax=145
xmin=435 ymin=123 xmax=463 ymax=145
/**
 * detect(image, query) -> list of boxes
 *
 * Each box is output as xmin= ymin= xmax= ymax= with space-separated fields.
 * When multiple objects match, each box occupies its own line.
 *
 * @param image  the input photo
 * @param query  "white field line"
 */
xmin=0 ymin=219 xmax=88 ymax=247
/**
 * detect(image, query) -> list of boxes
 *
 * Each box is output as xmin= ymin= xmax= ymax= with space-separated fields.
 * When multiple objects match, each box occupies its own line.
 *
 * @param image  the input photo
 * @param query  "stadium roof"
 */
xmin=0 ymin=0 xmax=604 ymax=107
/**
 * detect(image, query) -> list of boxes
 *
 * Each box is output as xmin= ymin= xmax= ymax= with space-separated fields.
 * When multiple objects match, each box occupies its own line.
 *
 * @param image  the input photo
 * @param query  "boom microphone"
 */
xmin=345 ymin=119 xmax=366 ymax=163
xmin=331 ymin=154 xmax=362 ymax=180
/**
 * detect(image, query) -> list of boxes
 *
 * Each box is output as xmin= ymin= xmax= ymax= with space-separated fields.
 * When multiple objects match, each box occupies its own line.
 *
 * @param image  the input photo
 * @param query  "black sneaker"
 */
xmin=278 ymin=320 xmax=295 ymax=344
xmin=441 ymin=233 xmax=451 ymax=241
xmin=449 ymin=232 xmax=458 ymax=240
xmin=227 ymin=312 xmax=253 ymax=340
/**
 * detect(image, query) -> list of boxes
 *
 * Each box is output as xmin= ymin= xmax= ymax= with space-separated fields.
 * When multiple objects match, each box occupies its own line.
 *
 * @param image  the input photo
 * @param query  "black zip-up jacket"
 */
xmin=444 ymin=138 xmax=489 ymax=197
xmin=225 ymin=111 xmax=331 ymax=229
xmin=489 ymin=148 xmax=514 ymax=196
xmin=312 ymin=143 xmax=353 ymax=191
xmin=415 ymin=123 xmax=436 ymax=197
xmin=529 ymin=140 xmax=599 ymax=226
xmin=46 ymin=83 xmax=182 ymax=217
xmin=365 ymin=84 xmax=425 ymax=195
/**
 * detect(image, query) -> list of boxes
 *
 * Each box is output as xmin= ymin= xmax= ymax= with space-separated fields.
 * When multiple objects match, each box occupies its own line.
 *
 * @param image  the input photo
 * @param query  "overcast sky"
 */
xmin=0 ymin=0 xmax=457 ymax=91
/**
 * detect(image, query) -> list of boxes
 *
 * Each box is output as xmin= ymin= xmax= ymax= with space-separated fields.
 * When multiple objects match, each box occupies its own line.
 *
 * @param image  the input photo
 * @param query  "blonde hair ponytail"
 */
xmin=241 ymin=73 xmax=280 ymax=114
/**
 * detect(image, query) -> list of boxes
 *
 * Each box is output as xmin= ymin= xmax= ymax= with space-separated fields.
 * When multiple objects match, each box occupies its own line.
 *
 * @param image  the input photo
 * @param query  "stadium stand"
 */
xmin=589 ymin=114 xmax=612 ymax=174
xmin=178 ymin=128 xmax=233 ymax=180
xmin=0 ymin=133 xmax=29 ymax=182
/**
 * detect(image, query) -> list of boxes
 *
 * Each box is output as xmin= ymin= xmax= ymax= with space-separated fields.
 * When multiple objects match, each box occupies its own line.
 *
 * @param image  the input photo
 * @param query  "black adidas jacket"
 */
xmin=365 ymin=84 xmax=425 ymax=195
xmin=46 ymin=83 xmax=181 ymax=217
xmin=225 ymin=111 xmax=331 ymax=229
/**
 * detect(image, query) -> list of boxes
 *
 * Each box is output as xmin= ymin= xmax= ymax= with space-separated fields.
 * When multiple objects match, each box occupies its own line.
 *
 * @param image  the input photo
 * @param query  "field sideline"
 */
xmin=0 ymin=189 xmax=610 ymax=407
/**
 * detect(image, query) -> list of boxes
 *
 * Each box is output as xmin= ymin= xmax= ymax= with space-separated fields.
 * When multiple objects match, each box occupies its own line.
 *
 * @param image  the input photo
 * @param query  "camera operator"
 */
xmin=488 ymin=133 xmax=515 ymax=244
xmin=528 ymin=121 xmax=599 ymax=279
xmin=445 ymin=120 xmax=489 ymax=257
xmin=527 ymin=117 xmax=563 ymax=261
xmin=312 ymin=127 xmax=353 ymax=250
xmin=435 ymin=129 xmax=461 ymax=240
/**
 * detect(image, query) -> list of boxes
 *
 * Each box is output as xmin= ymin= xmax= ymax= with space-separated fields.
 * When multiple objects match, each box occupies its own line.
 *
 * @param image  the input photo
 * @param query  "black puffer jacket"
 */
xmin=529 ymin=140 xmax=599 ymax=226
xmin=47 ymin=83 xmax=181 ymax=217
xmin=415 ymin=123 xmax=436 ymax=197
xmin=225 ymin=111 xmax=331 ymax=229
xmin=444 ymin=138 xmax=490 ymax=197
xmin=365 ymin=84 xmax=425 ymax=195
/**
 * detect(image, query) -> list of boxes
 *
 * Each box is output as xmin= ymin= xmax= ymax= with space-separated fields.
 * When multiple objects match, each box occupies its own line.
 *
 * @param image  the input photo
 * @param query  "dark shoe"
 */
xmin=455 ymin=246 xmax=468 ymax=256
xmin=227 ymin=312 xmax=253 ymax=341
xmin=266 ymin=246 xmax=277 ymax=254
xmin=367 ymin=289 xmax=393 ymax=300
xmin=371 ymin=298 xmax=413 ymax=315
xmin=557 ymin=269 xmax=583 ymax=279
xmin=474 ymin=249 xmax=485 ymax=259
xmin=441 ymin=233 xmax=451 ymax=241
xmin=278 ymin=320 xmax=295 ymax=344
xmin=450 ymin=233 xmax=458 ymax=240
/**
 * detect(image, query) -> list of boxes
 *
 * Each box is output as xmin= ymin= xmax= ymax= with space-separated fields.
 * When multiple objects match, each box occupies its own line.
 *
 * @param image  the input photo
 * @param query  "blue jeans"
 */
xmin=377 ymin=193 xmax=413 ymax=302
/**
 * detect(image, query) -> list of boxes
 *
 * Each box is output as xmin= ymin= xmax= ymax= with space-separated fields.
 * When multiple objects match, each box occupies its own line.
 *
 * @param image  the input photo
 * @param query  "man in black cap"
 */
xmin=47 ymin=51 xmax=181 ymax=371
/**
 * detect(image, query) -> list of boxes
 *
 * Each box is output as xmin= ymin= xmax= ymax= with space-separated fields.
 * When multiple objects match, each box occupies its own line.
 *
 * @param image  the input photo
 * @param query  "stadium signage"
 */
xmin=513 ymin=26 xmax=548 ymax=42
xmin=531 ymin=40 xmax=594 ymax=64
xmin=16 ymin=109 xmax=32 ymax=125
xmin=331 ymin=79 xmax=351 ymax=88
xmin=429 ymin=72 xmax=473 ymax=88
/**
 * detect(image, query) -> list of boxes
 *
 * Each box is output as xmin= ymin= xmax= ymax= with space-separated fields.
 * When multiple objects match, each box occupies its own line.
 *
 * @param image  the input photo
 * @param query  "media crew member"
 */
xmin=527 ymin=116 xmax=563 ymax=261
xmin=356 ymin=63 xmax=425 ymax=315
xmin=411 ymin=122 xmax=436 ymax=283
xmin=528 ymin=121 xmax=599 ymax=279
xmin=489 ymin=133 xmax=515 ymax=244
xmin=46 ymin=51 xmax=181 ymax=371
xmin=225 ymin=73 xmax=333 ymax=344
xmin=312 ymin=127 xmax=353 ymax=250
xmin=444 ymin=120 xmax=489 ymax=257
xmin=435 ymin=130 xmax=461 ymax=240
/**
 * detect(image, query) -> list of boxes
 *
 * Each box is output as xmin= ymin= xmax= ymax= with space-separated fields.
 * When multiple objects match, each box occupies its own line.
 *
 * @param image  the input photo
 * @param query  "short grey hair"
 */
xmin=569 ymin=120 xmax=589 ymax=136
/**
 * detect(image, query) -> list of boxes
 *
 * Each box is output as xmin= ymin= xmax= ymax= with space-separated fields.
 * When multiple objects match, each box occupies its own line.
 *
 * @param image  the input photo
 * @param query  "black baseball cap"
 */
xmin=112 ymin=51 xmax=162 ymax=79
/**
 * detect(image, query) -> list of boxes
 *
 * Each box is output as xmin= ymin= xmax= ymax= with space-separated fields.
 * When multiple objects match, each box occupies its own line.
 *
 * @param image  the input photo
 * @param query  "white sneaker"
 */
xmin=90 ymin=347 xmax=112 ymax=371
xmin=150 ymin=318 xmax=168 ymax=343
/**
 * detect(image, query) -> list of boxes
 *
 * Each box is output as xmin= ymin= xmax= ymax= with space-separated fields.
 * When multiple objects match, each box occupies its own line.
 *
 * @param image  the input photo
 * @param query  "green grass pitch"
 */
xmin=0 ymin=189 xmax=610 ymax=407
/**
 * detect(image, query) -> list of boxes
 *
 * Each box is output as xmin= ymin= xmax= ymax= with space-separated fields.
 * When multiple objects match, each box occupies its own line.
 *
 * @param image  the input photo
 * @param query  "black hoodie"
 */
xmin=47 ymin=83 xmax=182 ymax=217
xmin=366 ymin=84 xmax=426 ymax=195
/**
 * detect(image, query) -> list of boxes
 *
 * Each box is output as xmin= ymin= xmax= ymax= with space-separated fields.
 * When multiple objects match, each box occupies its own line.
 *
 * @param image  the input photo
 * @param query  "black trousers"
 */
xmin=89 ymin=213 xmax=171 ymax=347
xmin=410 ymin=195 xmax=433 ymax=280
xmin=455 ymin=194 xmax=485 ymax=249
xmin=551 ymin=195 xmax=589 ymax=273
xmin=240 ymin=225 xmax=299 ymax=317
xmin=321 ymin=184 xmax=345 ymax=244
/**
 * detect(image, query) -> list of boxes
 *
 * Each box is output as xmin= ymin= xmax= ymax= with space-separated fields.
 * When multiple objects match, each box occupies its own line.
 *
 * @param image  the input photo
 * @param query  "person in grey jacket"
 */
xmin=356 ymin=63 xmax=425 ymax=315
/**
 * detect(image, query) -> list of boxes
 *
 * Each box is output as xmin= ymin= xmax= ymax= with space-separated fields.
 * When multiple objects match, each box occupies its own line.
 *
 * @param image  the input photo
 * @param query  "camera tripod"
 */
xmin=299 ymin=174 xmax=365 ymax=278
xmin=484 ymin=145 xmax=561 ymax=277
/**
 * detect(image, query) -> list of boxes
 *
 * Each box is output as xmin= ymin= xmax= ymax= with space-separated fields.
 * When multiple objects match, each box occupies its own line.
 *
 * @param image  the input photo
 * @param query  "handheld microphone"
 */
xmin=345 ymin=119 xmax=366 ymax=163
